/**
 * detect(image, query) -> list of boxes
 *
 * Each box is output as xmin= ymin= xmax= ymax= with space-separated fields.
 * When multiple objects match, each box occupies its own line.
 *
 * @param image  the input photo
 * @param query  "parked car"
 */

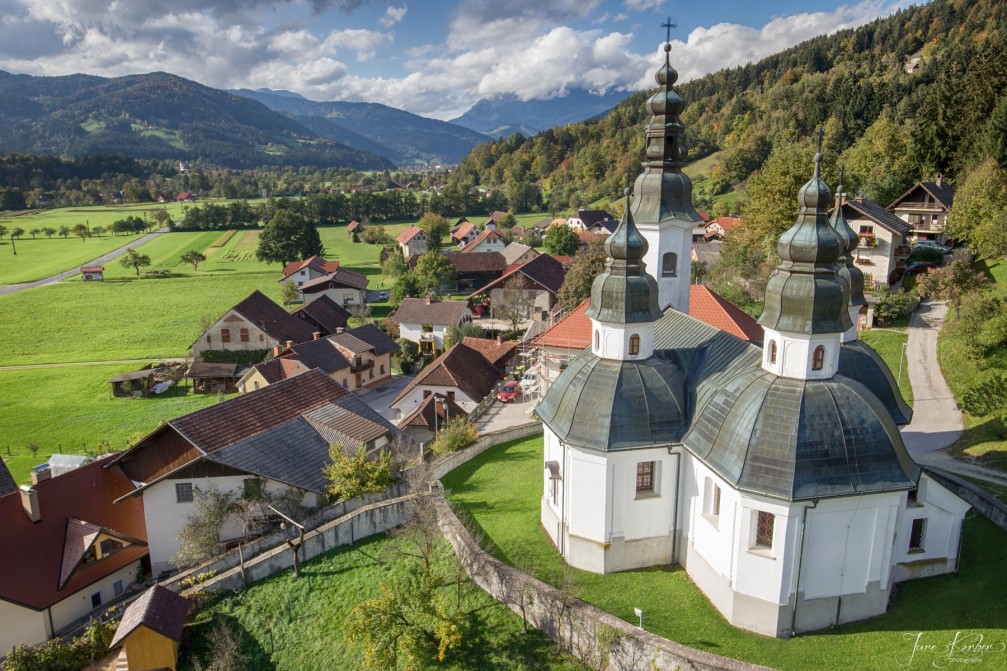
xmin=497 ymin=381 xmax=521 ymax=403
xmin=520 ymin=370 xmax=539 ymax=391
xmin=906 ymin=261 xmax=937 ymax=275
xmin=913 ymin=240 xmax=950 ymax=253
xmin=377 ymin=290 xmax=389 ymax=301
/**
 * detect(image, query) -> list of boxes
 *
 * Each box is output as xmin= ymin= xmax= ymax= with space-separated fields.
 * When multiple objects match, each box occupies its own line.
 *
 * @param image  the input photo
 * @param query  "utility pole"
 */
xmin=897 ymin=341 xmax=908 ymax=391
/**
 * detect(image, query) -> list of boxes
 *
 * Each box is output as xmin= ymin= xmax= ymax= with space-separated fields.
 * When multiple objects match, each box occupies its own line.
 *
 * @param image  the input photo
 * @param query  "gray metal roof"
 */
xmin=838 ymin=340 xmax=912 ymax=426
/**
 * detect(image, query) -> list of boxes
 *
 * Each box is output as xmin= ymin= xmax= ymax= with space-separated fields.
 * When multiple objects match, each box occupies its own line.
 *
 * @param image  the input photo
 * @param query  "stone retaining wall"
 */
xmin=924 ymin=467 xmax=1007 ymax=531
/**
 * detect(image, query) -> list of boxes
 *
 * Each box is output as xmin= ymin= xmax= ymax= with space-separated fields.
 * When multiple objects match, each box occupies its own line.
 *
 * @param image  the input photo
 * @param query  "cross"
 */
xmin=661 ymin=16 xmax=677 ymax=44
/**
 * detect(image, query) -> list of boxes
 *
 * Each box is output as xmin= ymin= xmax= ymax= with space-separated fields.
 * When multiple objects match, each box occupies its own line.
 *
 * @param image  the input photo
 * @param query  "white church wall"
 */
xmin=892 ymin=474 xmax=971 ymax=582
xmin=591 ymin=322 xmax=655 ymax=361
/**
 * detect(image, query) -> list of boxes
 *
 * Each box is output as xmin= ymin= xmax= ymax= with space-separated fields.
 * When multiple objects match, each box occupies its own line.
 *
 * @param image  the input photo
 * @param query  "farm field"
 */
xmin=444 ymin=437 xmax=1007 ymax=671
xmin=0 ymin=204 xmax=187 ymax=284
xmin=181 ymin=532 xmax=587 ymax=671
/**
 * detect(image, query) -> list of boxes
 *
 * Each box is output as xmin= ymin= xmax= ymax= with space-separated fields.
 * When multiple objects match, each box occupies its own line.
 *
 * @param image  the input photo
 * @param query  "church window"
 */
xmin=703 ymin=478 xmax=721 ymax=523
xmin=221 ymin=328 xmax=231 ymax=344
xmin=812 ymin=345 xmax=825 ymax=371
xmin=594 ymin=330 xmax=599 ymax=350
xmin=636 ymin=461 xmax=655 ymax=494
xmin=769 ymin=341 xmax=777 ymax=365
xmin=713 ymin=486 xmax=721 ymax=516
xmin=909 ymin=518 xmax=927 ymax=552
xmin=755 ymin=511 xmax=774 ymax=549
xmin=662 ymin=252 xmax=677 ymax=277
xmin=629 ymin=335 xmax=640 ymax=356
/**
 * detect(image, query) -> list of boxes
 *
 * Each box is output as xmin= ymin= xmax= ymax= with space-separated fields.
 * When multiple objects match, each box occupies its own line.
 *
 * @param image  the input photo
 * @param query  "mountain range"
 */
xmin=449 ymin=89 xmax=627 ymax=138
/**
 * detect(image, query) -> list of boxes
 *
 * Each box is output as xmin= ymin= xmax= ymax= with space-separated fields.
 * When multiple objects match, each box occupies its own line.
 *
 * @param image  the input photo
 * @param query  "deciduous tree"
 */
xmin=556 ymin=238 xmax=606 ymax=311
xmin=412 ymin=252 xmax=456 ymax=296
xmin=173 ymin=486 xmax=234 ymax=568
xmin=946 ymin=158 xmax=1007 ymax=259
xmin=543 ymin=223 xmax=580 ymax=256
xmin=418 ymin=213 xmax=451 ymax=252
xmin=119 ymin=248 xmax=152 ymax=276
xmin=256 ymin=209 xmax=325 ymax=266
xmin=323 ymin=445 xmax=395 ymax=501
xmin=181 ymin=250 xmax=207 ymax=270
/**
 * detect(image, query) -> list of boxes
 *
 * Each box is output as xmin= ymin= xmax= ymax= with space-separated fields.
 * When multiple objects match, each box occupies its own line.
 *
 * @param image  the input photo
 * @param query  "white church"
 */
xmin=536 ymin=43 xmax=970 ymax=638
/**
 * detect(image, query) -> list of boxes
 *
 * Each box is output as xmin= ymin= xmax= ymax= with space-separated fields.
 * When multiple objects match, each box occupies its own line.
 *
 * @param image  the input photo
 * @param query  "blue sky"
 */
xmin=0 ymin=0 xmax=914 ymax=119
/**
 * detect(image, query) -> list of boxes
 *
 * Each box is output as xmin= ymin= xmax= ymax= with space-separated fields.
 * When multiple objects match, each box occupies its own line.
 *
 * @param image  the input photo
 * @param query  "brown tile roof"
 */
xmin=399 ymin=393 xmax=468 ymax=430
xmin=280 ymin=256 xmax=340 ymax=280
xmin=459 ymin=229 xmax=504 ymax=253
xmin=250 ymin=356 xmax=310 ymax=384
xmin=889 ymin=180 xmax=956 ymax=211
xmin=346 ymin=220 xmax=362 ymax=232
xmin=340 ymin=323 xmax=399 ymax=356
xmin=110 ymin=585 xmax=192 ymax=648
xmin=486 ymin=211 xmax=508 ymax=224
xmin=396 ymin=225 xmax=424 ymax=245
xmin=231 ymin=290 xmax=317 ymax=344
xmin=451 ymin=221 xmax=475 ymax=241
xmin=291 ymin=295 xmax=351 ymax=335
xmin=80 ymin=265 xmax=104 ymax=273
xmin=469 ymin=253 xmax=567 ymax=297
xmin=1 ymin=459 xmax=19 ymax=497
xmin=0 ymin=456 xmax=147 ymax=610
xmin=462 ymin=336 xmax=517 ymax=369
xmin=393 ymin=298 xmax=471 ymax=326
xmin=393 ymin=344 xmax=500 ymax=406
xmin=409 ymin=251 xmax=507 ymax=274
xmin=300 ymin=267 xmax=369 ymax=292
xmin=577 ymin=230 xmax=607 ymax=244
xmin=186 ymin=362 xmax=246 ymax=378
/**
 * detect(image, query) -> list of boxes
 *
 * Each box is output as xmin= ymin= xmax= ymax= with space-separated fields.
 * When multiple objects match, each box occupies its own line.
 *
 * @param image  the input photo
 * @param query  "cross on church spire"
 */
xmin=661 ymin=16 xmax=677 ymax=44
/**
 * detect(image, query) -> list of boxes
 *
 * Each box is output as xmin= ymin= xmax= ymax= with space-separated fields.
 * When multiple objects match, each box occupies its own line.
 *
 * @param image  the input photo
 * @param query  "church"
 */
xmin=536 ymin=41 xmax=970 ymax=638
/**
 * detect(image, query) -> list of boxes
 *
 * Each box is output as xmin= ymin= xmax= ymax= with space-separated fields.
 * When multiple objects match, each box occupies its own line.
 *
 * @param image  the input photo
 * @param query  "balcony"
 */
xmin=350 ymin=359 xmax=375 ymax=374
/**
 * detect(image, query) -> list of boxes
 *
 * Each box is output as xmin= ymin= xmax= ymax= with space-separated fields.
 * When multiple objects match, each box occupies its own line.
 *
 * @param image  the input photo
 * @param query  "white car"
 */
xmin=520 ymin=370 xmax=539 ymax=392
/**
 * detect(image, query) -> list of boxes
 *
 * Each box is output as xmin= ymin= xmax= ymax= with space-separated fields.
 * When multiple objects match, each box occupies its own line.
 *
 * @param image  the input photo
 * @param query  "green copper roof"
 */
xmin=585 ymin=190 xmax=663 ymax=325
xmin=630 ymin=43 xmax=701 ymax=227
xmin=831 ymin=170 xmax=866 ymax=308
xmin=838 ymin=340 xmax=912 ymax=426
xmin=758 ymin=150 xmax=853 ymax=335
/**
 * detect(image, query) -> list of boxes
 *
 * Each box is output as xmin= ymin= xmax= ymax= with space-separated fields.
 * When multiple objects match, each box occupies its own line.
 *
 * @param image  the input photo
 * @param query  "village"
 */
xmin=2 ymin=7 xmax=1007 ymax=671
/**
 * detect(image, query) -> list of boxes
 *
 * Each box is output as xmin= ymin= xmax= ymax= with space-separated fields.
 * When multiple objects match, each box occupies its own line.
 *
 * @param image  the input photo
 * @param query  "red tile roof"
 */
xmin=460 ymin=229 xmax=504 ymax=253
xmin=80 ymin=266 xmax=104 ymax=273
xmin=346 ymin=220 xmax=362 ymax=232
xmin=451 ymin=221 xmax=475 ymax=241
xmin=280 ymin=256 xmax=340 ymax=281
xmin=533 ymin=286 xmax=763 ymax=350
xmin=709 ymin=216 xmax=741 ymax=234
xmin=461 ymin=336 xmax=517 ymax=369
xmin=0 ymin=456 xmax=147 ymax=610
xmin=396 ymin=226 xmax=424 ymax=245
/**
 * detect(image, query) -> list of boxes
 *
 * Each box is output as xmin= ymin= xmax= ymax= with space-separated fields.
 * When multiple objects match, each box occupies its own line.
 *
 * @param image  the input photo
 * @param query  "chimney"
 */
xmin=285 ymin=340 xmax=294 ymax=349
xmin=20 ymin=485 xmax=41 ymax=523
xmin=31 ymin=466 xmax=51 ymax=485
xmin=312 ymin=331 xmax=321 ymax=340
xmin=273 ymin=345 xmax=281 ymax=357
xmin=336 ymin=327 xmax=345 ymax=334
xmin=497 ymin=335 xmax=503 ymax=345
xmin=936 ymin=173 xmax=943 ymax=186
xmin=425 ymin=295 xmax=432 ymax=305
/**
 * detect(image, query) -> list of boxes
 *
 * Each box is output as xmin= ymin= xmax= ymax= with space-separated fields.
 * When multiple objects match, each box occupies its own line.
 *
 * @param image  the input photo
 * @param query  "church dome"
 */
xmin=838 ymin=340 xmax=912 ymax=426
xmin=536 ymin=349 xmax=688 ymax=451
xmin=831 ymin=171 xmax=866 ymax=308
xmin=683 ymin=366 xmax=919 ymax=501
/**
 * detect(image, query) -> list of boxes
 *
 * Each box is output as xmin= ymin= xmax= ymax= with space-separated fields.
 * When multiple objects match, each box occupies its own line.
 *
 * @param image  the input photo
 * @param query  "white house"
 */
xmin=392 ymin=297 xmax=472 ymax=355
xmin=279 ymin=256 xmax=340 ymax=287
xmin=397 ymin=226 xmax=428 ymax=258
xmin=565 ymin=209 xmax=616 ymax=232
xmin=299 ymin=267 xmax=370 ymax=307
xmin=460 ymin=229 xmax=507 ymax=254
xmin=840 ymin=196 xmax=911 ymax=290
xmin=390 ymin=342 xmax=501 ymax=418
xmin=191 ymin=290 xmax=316 ymax=360
xmin=535 ymin=46 xmax=969 ymax=640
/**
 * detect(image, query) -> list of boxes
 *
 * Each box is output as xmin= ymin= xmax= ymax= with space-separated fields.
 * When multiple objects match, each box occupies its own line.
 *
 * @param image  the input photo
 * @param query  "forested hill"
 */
xmin=450 ymin=0 xmax=1007 ymax=212
xmin=0 ymin=71 xmax=395 ymax=170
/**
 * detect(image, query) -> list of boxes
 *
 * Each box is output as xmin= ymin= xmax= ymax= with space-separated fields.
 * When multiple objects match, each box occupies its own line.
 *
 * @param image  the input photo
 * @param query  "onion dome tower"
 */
xmin=631 ymin=39 xmax=702 ymax=314
xmin=830 ymin=168 xmax=866 ymax=342
xmin=758 ymin=144 xmax=852 ymax=379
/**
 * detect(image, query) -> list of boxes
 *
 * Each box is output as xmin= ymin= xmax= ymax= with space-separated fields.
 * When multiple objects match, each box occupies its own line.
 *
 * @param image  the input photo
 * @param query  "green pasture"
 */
xmin=0 ymin=364 xmax=219 ymax=484
xmin=181 ymin=533 xmax=587 ymax=671
xmin=860 ymin=328 xmax=913 ymax=406
xmin=444 ymin=436 xmax=1007 ymax=671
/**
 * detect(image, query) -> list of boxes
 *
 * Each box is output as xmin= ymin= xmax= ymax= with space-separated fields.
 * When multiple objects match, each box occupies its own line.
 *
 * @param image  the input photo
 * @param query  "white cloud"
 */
xmin=623 ymin=0 xmax=664 ymax=11
xmin=321 ymin=28 xmax=391 ymax=60
xmin=379 ymin=5 xmax=406 ymax=28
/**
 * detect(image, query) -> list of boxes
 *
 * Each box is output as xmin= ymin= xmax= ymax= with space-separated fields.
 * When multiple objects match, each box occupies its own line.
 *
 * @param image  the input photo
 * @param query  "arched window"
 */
xmin=769 ymin=340 xmax=777 ymax=365
xmin=662 ymin=252 xmax=677 ymax=277
xmin=594 ymin=330 xmax=600 ymax=350
xmin=629 ymin=334 xmax=640 ymax=356
xmin=812 ymin=345 xmax=825 ymax=371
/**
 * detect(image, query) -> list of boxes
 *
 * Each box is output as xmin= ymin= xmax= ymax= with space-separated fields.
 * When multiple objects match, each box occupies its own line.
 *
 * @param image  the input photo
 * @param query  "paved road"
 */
xmin=476 ymin=386 xmax=541 ymax=433
xmin=900 ymin=301 xmax=1007 ymax=487
xmin=0 ymin=226 xmax=169 ymax=296
xmin=356 ymin=374 xmax=415 ymax=422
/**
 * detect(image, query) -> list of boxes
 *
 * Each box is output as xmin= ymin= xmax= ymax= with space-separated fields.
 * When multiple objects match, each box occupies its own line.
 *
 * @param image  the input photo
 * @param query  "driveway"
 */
xmin=355 ymin=374 xmax=415 ymax=422
xmin=900 ymin=301 xmax=1007 ymax=487
xmin=476 ymin=385 xmax=542 ymax=433
xmin=0 ymin=226 xmax=169 ymax=295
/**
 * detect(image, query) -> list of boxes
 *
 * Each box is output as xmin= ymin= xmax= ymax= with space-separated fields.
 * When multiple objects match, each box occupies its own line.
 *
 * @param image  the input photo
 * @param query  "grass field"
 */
xmin=0 ymin=204 xmax=192 ymax=284
xmin=939 ymin=258 xmax=1007 ymax=470
xmin=444 ymin=437 xmax=1007 ymax=671
xmin=181 ymin=533 xmax=587 ymax=671
xmin=860 ymin=328 xmax=913 ymax=406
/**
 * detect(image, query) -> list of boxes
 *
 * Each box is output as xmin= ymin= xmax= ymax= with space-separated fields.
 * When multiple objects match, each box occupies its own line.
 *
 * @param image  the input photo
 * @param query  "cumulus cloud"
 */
xmin=623 ymin=0 xmax=664 ymax=10
xmin=379 ymin=6 xmax=406 ymax=27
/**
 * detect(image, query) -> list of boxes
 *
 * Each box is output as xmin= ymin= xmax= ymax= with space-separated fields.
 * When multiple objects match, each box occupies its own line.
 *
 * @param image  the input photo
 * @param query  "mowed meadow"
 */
xmin=0 ymin=205 xmax=413 ymax=483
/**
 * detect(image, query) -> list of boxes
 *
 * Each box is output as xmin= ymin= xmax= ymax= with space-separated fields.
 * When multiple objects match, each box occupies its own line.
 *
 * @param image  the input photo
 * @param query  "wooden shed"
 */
xmin=81 ymin=265 xmax=104 ymax=281
xmin=185 ymin=362 xmax=247 ymax=394
xmin=109 ymin=585 xmax=192 ymax=671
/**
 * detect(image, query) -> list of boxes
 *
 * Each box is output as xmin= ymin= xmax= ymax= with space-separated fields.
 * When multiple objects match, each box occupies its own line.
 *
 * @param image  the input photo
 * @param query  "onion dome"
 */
xmin=758 ymin=148 xmax=853 ymax=334
xmin=683 ymin=366 xmax=919 ymax=501
xmin=831 ymin=168 xmax=866 ymax=308
xmin=644 ymin=43 xmax=687 ymax=164
xmin=839 ymin=340 xmax=912 ymax=426
xmin=585 ymin=189 xmax=663 ymax=325
xmin=536 ymin=350 xmax=688 ymax=452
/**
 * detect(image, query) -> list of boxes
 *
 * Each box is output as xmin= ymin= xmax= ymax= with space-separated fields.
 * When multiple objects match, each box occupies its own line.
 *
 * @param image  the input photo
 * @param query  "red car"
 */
xmin=497 ymin=381 xmax=522 ymax=403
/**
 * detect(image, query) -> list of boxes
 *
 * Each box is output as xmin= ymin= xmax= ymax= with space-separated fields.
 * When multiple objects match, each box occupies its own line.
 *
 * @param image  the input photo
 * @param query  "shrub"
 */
xmin=199 ymin=349 xmax=269 ymax=366
xmin=907 ymin=247 xmax=945 ymax=264
xmin=2 ymin=619 xmax=116 ymax=671
xmin=324 ymin=446 xmax=395 ymax=500
xmin=873 ymin=286 xmax=912 ymax=327
xmin=961 ymin=374 xmax=1007 ymax=418
xmin=430 ymin=417 xmax=478 ymax=457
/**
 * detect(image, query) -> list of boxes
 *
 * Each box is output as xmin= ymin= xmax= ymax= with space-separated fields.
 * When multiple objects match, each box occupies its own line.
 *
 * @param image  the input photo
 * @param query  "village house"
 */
xmin=565 ymin=209 xmax=616 ymax=232
xmin=840 ymin=195 xmax=912 ymax=289
xmin=81 ymin=265 xmax=104 ymax=281
xmin=109 ymin=585 xmax=192 ymax=671
xmin=705 ymin=216 xmax=741 ymax=240
xmin=396 ymin=226 xmax=428 ymax=258
xmin=500 ymin=242 xmax=538 ymax=267
xmin=393 ymin=297 xmax=472 ymax=354
xmin=108 ymin=370 xmax=406 ymax=576
xmin=450 ymin=220 xmax=478 ymax=247
xmin=397 ymin=393 xmax=468 ymax=444
xmin=290 ymin=294 xmax=352 ymax=335
xmin=470 ymin=253 xmax=567 ymax=325
xmin=390 ymin=342 xmax=501 ymax=418
xmin=888 ymin=177 xmax=955 ymax=246
xmin=236 ymin=357 xmax=311 ymax=394
xmin=408 ymin=251 xmax=507 ymax=293
xmin=278 ymin=256 xmax=340 ymax=288
xmin=459 ymin=336 xmax=518 ymax=376
xmin=184 ymin=362 xmax=247 ymax=394
xmin=483 ymin=211 xmax=508 ymax=229
xmin=298 ymin=267 xmax=369 ymax=307
xmin=191 ymin=290 xmax=316 ymax=361
xmin=0 ymin=457 xmax=148 ymax=656
xmin=460 ymin=228 xmax=507 ymax=254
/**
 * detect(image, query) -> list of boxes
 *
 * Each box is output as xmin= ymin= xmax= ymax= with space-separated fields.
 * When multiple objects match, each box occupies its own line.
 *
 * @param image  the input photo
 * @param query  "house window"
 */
xmin=755 ymin=511 xmax=775 ymax=549
xmin=662 ymin=252 xmax=677 ymax=277
xmin=629 ymin=335 xmax=640 ymax=356
xmin=206 ymin=334 xmax=212 ymax=345
xmin=259 ymin=334 xmax=265 ymax=342
xmin=175 ymin=482 xmax=194 ymax=503
xmin=909 ymin=518 xmax=927 ymax=552
xmin=369 ymin=368 xmax=374 ymax=379
xmin=254 ymin=381 xmax=260 ymax=390
xmin=90 ymin=592 xmax=102 ymax=609
xmin=113 ymin=580 xmax=124 ymax=597
xmin=221 ymin=328 xmax=231 ymax=343
xmin=243 ymin=478 xmax=264 ymax=500
xmin=636 ymin=461 xmax=656 ymax=495
xmin=769 ymin=340 xmax=777 ymax=365
xmin=380 ymin=364 xmax=385 ymax=375
xmin=812 ymin=345 xmax=825 ymax=371
xmin=100 ymin=538 xmax=123 ymax=556
xmin=859 ymin=225 xmax=874 ymax=234
xmin=240 ymin=328 xmax=249 ymax=342
xmin=447 ymin=391 xmax=456 ymax=401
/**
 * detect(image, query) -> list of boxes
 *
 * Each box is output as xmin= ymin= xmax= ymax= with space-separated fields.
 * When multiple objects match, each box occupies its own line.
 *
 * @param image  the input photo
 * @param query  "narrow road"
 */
xmin=900 ymin=301 xmax=1007 ymax=487
xmin=0 ymin=226 xmax=169 ymax=295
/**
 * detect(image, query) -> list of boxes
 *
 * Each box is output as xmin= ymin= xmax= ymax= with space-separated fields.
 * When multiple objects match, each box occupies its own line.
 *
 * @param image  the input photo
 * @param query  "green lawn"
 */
xmin=444 ymin=437 xmax=1007 ymax=671
xmin=0 ymin=204 xmax=192 ymax=284
xmin=0 ymin=364 xmax=219 ymax=484
xmin=860 ymin=328 xmax=913 ymax=406
xmin=181 ymin=533 xmax=587 ymax=671
xmin=939 ymin=258 xmax=1007 ymax=470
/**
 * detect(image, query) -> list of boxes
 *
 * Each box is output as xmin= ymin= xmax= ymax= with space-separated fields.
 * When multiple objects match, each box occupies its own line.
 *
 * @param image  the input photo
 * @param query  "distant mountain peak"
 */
xmin=253 ymin=87 xmax=308 ymax=100
xmin=450 ymin=88 xmax=628 ymax=138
